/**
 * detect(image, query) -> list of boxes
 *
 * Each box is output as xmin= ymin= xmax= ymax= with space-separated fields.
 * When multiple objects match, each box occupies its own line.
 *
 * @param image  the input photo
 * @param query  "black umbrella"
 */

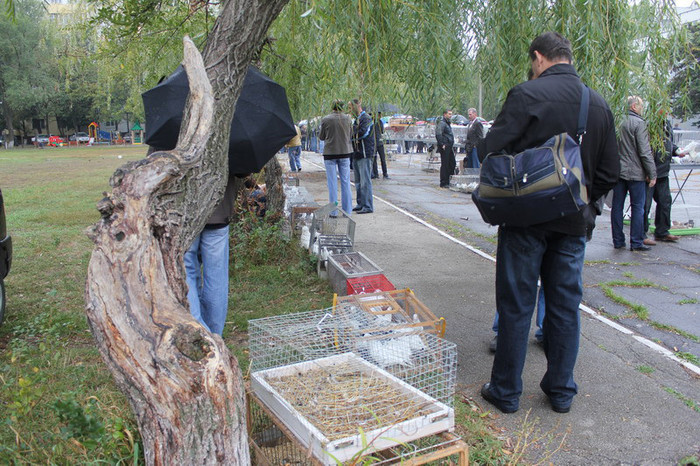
xmin=142 ymin=65 xmax=297 ymax=174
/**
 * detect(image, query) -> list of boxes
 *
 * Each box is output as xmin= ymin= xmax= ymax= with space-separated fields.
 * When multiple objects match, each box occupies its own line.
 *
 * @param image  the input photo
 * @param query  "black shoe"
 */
xmin=480 ymin=383 xmax=518 ymax=414
xmin=613 ymin=244 xmax=626 ymax=249
xmin=489 ymin=336 xmax=497 ymax=353
xmin=383 ymin=175 xmax=390 ymax=179
xmin=352 ymin=206 xmax=362 ymax=212
xmin=630 ymin=245 xmax=651 ymax=251
xmin=357 ymin=209 xmax=373 ymax=214
xmin=371 ymin=175 xmax=378 ymax=179
xmin=548 ymin=398 xmax=571 ymax=413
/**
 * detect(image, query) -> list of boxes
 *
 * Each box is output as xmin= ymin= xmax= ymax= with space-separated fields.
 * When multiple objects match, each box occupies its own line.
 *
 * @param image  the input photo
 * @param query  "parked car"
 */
xmin=32 ymin=134 xmax=49 ymax=145
xmin=69 ymin=132 xmax=90 ymax=143
xmin=48 ymin=135 xmax=65 ymax=146
xmin=0 ymin=187 xmax=11 ymax=324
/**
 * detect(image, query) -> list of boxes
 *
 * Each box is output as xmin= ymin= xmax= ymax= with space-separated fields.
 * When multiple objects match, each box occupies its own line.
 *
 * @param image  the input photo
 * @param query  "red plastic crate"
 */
xmin=346 ymin=274 xmax=395 ymax=295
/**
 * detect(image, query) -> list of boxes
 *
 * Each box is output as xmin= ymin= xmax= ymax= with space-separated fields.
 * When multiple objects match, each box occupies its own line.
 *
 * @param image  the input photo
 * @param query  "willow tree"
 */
xmin=469 ymin=0 xmax=691 ymax=138
xmin=84 ymin=0 xmax=289 ymax=463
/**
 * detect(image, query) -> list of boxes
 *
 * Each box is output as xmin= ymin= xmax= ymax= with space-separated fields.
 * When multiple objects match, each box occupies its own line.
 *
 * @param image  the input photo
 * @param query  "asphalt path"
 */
xmin=289 ymin=150 xmax=700 ymax=465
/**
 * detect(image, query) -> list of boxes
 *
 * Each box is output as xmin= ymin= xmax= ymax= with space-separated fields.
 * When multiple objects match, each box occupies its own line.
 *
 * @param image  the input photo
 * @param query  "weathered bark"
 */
xmin=263 ymin=156 xmax=285 ymax=217
xmin=84 ymin=0 xmax=289 ymax=463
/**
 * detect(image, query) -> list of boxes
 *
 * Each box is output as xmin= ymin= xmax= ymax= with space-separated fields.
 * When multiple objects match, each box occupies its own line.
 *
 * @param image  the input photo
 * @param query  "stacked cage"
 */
xmin=309 ymin=203 xmax=356 ymax=278
xmin=249 ymin=305 xmax=457 ymax=465
xmin=334 ymin=289 xmax=446 ymax=337
xmin=327 ymin=251 xmax=394 ymax=296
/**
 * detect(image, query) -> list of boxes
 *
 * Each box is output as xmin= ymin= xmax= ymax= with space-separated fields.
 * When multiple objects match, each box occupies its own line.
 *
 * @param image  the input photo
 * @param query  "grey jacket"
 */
xmin=319 ymin=111 xmax=353 ymax=157
xmin=617 ymin=111 xmax=656 ymax=182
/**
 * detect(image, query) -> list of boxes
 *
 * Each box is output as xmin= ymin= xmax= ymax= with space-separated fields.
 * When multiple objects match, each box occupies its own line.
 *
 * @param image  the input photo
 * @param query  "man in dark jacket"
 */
xmin=350 ymin=99 xmax=375 ymax=214
xmin=643 ymin=118 xmax=683 ymax=244
xmin=464 ymin=108 xmax=483 ymax=169
xmin=477 ymin=32 xmax=619 ymax=414
xmin=435 ymin=109 xmax=455 ymax=188
xmin=372 ymin=112 xmax=389 ymax=179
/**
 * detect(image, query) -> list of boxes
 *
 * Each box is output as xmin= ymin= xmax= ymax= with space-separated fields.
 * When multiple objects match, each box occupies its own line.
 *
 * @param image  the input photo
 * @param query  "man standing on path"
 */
xmin=319 ymin=99 xmax=354 ymax=215
xmin=350 ymin=99 xmax=375 ymax=214
xmin=435 ymin=109 xmax=455 ymax=188
xmin=643 ymin=117 xmax=683 ymax=244
xmin=372 ymin=112 xmax=390 ymax=179
xmin=477 ymin=32 xmax=619 ymax=414
xmin=464 ymin=108 xmax=484 ymax=169
xmin=612 ymin=96 xmax=656 ymax=251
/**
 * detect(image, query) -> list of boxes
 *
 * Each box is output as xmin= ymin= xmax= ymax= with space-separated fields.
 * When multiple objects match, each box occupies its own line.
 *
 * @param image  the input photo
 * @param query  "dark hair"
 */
xmin=332 ymin=99 xmax=345 ymax=111
xmin=528 ymin=32 xmax=572 ymax=63
xmin=443 ymin=109 xmax=451 ymax=115
xmin=351 ymin=98 xmax=362 ymax=107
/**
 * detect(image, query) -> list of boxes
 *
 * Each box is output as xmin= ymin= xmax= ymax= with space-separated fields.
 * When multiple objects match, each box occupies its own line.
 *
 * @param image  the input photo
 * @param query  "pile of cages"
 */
xmin=333 ymin=288 xmax=446 ymax=337
xmin=249 ymin=306 xmax=457 ymax=465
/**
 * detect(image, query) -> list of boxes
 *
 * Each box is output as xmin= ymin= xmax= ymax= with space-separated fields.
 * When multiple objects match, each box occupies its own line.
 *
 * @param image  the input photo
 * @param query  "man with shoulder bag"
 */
xmin=475 ymin=32 xmax=619 ymax=414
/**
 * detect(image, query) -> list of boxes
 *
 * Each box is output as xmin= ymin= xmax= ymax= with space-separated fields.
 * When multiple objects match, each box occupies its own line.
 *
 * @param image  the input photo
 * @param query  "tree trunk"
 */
xmin=263 ymin=156 xmax=286 ymax=219
xmin=84 ymin=0 xmax=289 ymax=463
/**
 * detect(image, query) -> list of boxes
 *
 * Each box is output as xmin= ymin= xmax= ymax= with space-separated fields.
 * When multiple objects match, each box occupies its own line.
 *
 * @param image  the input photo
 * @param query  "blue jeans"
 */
xmin=611 ymin=179 xmax=647 ymax=249
xmin=469 ymin=147 xmax=480 ymax=169
xmin=493 ymin=284 xmax=544 ymax=341
xmin=287 ymin=145 xmax=302 ymax=171
xmin=324 ymin=158 xmax=353 ymax=215
xmin=353 ymin=157 xmax=374 ymax=212
xmin=490 ymin=226 xmax=586 ymax=411
xmin=184 ymin=225 xmax=230 ymax=335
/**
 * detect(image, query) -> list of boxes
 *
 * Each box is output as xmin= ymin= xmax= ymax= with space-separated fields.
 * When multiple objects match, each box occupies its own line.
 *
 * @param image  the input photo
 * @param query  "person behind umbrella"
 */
xmin=319 ymin=99 xmax=354 ymax=215
xmin=184 ymin=174 xmax=237 ymax=335
xmin=285 ymin=124 xmax=302 ymax=172
xmin=350 ymin=98 xmax=375 ymax=214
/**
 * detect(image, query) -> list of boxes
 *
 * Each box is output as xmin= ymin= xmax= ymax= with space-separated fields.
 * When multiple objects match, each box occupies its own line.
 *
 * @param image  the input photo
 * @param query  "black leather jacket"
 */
xmin=478 ymin=63 xmax=620 ymax=236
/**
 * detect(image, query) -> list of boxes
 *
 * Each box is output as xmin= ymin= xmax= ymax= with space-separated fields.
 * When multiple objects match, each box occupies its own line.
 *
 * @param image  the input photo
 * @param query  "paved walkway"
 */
xmin=287 ymin=151 xmax=700 ymax=465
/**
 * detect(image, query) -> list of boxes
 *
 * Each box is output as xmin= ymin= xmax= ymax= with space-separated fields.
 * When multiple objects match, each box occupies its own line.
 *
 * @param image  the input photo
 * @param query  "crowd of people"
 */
xmin=182 ymin=31 xmax=688 ymax=419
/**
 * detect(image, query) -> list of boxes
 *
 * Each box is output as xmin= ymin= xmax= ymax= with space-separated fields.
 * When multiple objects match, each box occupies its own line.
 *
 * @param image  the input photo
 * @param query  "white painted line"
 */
xmin=633 ymin=335 xmax=700 ymax=376
xmin=300 ymin=154 xmax=699 ymax=374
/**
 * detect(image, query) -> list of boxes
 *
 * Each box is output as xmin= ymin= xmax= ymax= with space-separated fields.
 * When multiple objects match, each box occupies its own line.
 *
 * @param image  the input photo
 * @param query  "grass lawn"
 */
xmin=0 ymin=145 xmax=508 ymax=464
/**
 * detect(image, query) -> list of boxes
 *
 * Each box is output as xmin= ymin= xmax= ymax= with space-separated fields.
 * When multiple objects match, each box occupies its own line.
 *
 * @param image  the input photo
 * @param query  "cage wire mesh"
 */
xmin=309 ymin=203 xmax=355 ymax=255
xmin=327 ymin=251 xmax=383 ymax=295
xmin=249 ymin=305 xmax=457 ymax=408
xmin=335 ymin=289 xmax=446 ymax=337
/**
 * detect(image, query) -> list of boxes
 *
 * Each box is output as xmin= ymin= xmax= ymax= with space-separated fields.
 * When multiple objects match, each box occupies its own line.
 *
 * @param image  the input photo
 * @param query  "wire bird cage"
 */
xmin=249 ymin=306 xmax=457 ymax=408
xmin=247 ymin=391 xmax=468 ymax=466
xmin=334 ymin=288 xmax=446 ymax=337
xmin=249 ymin=307 xmax=457 ymax=462
xmin=326 ymin=251 xmax=383 ymax=296
xmin=316 ymin=235 xmax=353 ymax=280
xmin=309 ymin=203 xmax=355 ymax=255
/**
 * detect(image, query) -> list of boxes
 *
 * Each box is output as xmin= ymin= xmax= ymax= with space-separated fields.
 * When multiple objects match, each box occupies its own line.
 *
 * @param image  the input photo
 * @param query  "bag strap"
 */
xmin=577 ymin=83 xmax=590 ymax=143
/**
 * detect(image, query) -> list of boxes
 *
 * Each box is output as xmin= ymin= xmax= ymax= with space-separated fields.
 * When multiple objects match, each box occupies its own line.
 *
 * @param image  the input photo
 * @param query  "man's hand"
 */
xmin=647 ymin=177 xmax=656 ymax=188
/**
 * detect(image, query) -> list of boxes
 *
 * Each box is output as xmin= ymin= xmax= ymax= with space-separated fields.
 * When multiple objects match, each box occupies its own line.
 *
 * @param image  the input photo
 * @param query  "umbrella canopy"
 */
xmin=143 ymin=65 xmax=296 ymax=174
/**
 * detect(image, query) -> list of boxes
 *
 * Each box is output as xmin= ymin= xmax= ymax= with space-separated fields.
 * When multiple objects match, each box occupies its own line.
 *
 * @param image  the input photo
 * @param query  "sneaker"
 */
xmin=352 ymin=206 xmax=362 ymax=212
xmin=489 ymin=335 xmax=497 ymax=353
